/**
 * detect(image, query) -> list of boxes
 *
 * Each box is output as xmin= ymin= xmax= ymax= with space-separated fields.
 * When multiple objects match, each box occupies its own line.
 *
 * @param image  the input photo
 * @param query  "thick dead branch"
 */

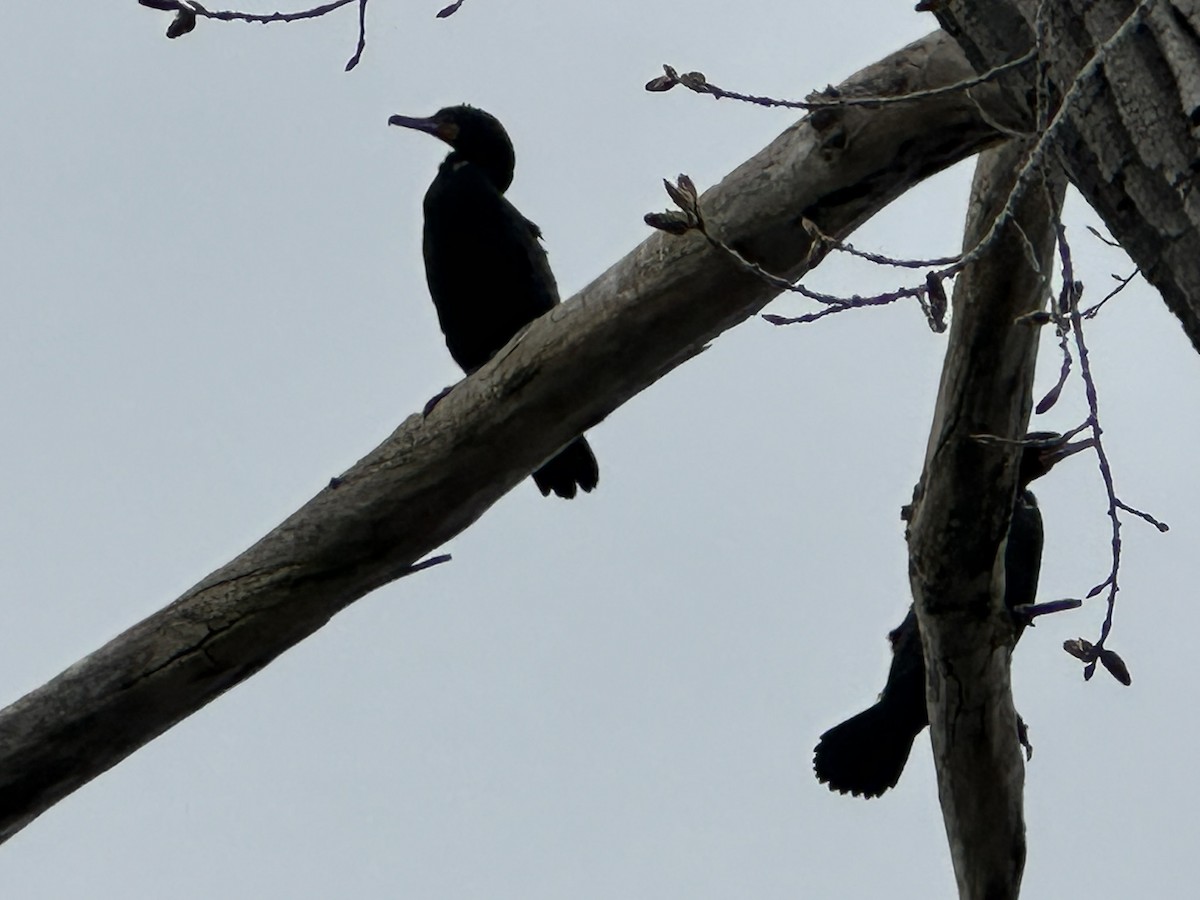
xmin=933 ymin=0 xmax=1200 ymax=353
xmin=0 ymin=31 xmax=1005 ymax=842
xmin=908 ymin=141 xmax=1065 ymax=899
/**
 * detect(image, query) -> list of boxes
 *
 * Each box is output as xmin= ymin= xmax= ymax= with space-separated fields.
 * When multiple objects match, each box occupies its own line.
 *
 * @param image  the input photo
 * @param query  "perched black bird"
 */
xmin=389 ymin=105 xmax=599 ymax=499
xmin=813 ymin=432 xmax=1091 ymax=798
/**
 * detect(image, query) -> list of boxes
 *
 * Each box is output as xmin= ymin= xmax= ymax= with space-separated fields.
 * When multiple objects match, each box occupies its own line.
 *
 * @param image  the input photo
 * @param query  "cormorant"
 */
xmin=389 ymin=105 xmax=599 ymax=499
xmin=813 ymin=432 xmax=1091 ymax=798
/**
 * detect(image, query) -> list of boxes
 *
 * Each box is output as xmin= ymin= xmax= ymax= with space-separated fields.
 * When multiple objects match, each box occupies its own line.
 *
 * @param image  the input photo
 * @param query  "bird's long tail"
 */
xmin=813 ymin=699 xmax=924 ymax=798
xmin=532 ymin=436 xmax=599 ymax=499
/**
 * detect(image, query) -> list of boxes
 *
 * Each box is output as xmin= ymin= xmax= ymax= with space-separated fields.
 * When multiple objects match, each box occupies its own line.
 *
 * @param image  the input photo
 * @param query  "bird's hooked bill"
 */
xmin=388 ymin=114 xmax=458 ymax=144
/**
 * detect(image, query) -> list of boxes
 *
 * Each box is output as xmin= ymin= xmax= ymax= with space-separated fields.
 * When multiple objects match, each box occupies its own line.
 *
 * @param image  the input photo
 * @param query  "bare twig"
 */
xmin=344 ymin=0 xmax=367 ymax=70
xmin=1034 ymin=330 xmax=1072 ymax=414
xmin=801 ymin=218 xmax=959 ymax=269
xmin=1012 ymin=597 xmax=1083 ymax=624
xmin=1085 ymin=224 xmax=1122 ymax=248
xmin=1052 ymin=220 xmax=1167 ymax=685
xmin=137 ymin=0 xmax=374 ymax=68
xmin=646 ymin=176 xmax=950 ymax=331
xmin=644 ymin=49 xmax=1037 ymax=111
xmin=406 ymin=554 xmax=453 ymax=574
xmin=762 ymin=288 xmax=931 ymax=327
xmin=1081 ymin=268 xmax=1138 ymax=319
xmin=140 ymin=0 xmax=358 ymax=25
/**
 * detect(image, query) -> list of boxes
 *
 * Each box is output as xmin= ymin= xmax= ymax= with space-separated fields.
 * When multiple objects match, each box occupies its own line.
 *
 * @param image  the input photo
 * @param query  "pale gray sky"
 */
xmin=2 ymin=3 xmax=1197 ymax=897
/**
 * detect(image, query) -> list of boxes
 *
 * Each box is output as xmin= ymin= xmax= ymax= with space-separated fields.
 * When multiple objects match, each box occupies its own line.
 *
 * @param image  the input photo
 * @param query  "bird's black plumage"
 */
xmin=389 ymin=105 xmax=598 ymax=499
xmin=813 ymin=432 xmax=1090 ymax=798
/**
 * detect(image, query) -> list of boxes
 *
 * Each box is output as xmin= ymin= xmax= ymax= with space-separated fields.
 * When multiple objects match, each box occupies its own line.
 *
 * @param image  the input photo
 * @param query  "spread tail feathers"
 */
xmin=532 ymin=436 xmax=598 ymax=499
xmin=813 ymin=699 xmax=924 ymax=798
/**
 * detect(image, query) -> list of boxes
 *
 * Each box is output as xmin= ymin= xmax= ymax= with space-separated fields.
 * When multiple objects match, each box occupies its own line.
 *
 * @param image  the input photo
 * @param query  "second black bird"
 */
xmin=813 ymin=432 xmax=1091 ymax=798
xmin=389 ymin=105 xmax=599 ymax=499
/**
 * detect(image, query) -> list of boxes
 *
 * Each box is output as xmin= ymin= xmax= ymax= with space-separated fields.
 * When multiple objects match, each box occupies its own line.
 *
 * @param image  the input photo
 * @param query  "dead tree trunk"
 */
xmin=908 ymin=141 xmax=1065 ymax=900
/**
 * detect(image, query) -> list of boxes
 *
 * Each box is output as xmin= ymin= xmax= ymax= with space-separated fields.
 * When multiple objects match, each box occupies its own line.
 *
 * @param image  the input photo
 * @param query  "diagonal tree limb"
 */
xmin=0 ymin=30 xmax=1006 ymax=843
xmin=908 ymin=141 xmax=1065 ymax=900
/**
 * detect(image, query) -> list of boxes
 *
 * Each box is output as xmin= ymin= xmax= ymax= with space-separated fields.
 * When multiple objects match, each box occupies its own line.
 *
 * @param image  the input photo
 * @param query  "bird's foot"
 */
xmin=1017 ymin=714 xmax=1033 ymax=761
xmin=423 ymin=385 xmax=454 ymax=416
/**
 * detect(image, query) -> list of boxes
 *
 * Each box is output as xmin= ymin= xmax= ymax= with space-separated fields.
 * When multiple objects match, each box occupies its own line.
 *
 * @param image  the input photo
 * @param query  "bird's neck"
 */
xmin=442 ymin=150 xmax=514 ymax=194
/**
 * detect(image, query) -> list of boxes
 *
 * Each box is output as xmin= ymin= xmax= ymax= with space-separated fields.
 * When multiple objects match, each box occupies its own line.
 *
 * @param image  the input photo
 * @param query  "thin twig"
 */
xmin=802 ymin=219 xmax=959 ymax=269
xmin=138 ymin=0 xmax=375 ymax=66
xmin=1085 ymin=224 xmax=1122 ymax=248
xmin=1053 ymin=219 xmax=1167 ymax=683
xmin=344 ymin=0 xmax=368 ymax=70
xmin=406 ymin=554 xmax=452 ymax=575
xmin=645 ymin=49 xmax=1037 ymax=111
xmin=184 ymin=0 xmax=358 ymax=25
xmin=646 ymin=178 xmax=947 ymax=330
xmin=1081 ymin=268 xmax=1138 ymax=318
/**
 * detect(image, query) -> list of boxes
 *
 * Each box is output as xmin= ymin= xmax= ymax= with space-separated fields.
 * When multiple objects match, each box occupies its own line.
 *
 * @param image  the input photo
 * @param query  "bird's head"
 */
xmin=389 ymin=105 xmax=516 ymax=192
xmin=1018 ymin=431 xmax=1094 ymax=487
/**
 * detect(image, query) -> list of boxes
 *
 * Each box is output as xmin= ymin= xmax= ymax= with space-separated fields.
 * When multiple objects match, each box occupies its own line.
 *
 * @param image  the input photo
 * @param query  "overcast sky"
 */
xmin=2 ymin=3 xmax=1197 ymax=897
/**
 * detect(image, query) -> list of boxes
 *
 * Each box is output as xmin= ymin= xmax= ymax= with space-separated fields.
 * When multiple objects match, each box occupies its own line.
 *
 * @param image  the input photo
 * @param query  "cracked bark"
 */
xmin=0 ymin=31 xmax=1008 ymax=843
xmin=908 ymin=141 xmax=1065 ymax=900
xmin=933 ymin=0 xmax=1200 ymax=352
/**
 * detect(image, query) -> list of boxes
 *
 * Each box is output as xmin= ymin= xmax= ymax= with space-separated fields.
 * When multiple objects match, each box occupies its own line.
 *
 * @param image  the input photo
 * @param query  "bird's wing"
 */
xmin=508 ymin=205 xmax=559 ymax=310
xmin=422 ymin=165 xmax=562 ymax=371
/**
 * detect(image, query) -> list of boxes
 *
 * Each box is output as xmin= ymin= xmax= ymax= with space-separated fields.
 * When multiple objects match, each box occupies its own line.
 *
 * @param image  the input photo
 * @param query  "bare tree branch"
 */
xmin=1046 ymin=225 xmax=1165 ymax=685
xmin=0 ymin=31 xmax=1008 ymax=844
xmin=139 ymin=0 xmax=358 ymax=26
xmin=138 ymin=0 xmax=373 ymax=68
xmin=908 ymin=140 xmax=1065 ymax=900
xmin=645 ymin=50 xmax=1038 ymax=112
